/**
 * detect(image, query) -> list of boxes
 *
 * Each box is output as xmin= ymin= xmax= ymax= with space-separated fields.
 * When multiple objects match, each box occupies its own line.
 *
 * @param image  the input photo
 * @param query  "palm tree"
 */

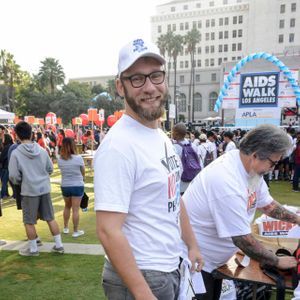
xmin=38 ymin=58 xmax=65 ymax=94
xmin=171 ymin=35 xmax=184 ymax=123
xmin=0 ymin=50 xmax=22 ymax=111
xmin=184 ymin=28 xmax=200 ymax=122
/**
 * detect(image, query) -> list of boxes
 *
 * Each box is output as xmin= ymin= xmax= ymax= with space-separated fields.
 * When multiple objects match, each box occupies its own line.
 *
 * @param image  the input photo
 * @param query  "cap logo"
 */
xmin=133 ymin=39 xmax=148 ymax=53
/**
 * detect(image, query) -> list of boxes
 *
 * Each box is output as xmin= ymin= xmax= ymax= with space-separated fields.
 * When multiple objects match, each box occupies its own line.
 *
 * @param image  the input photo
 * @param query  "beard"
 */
xmin=123 ymin=85 xmax=167 ymax=121
xmin=248 ymin=172 xmax=262 ymax=192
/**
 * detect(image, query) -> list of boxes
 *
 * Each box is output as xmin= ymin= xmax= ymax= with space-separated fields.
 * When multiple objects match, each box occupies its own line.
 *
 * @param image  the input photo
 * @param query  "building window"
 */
xmin=232 ymin=57 xmax=236 ymax=61
xmin=205 ymin=59 xmax=209 ymax=67
xmin=218 ymin=58 xmax=223 ymax=65
xmin=198 ymin=20 xmax=202 ymax=28
xmin=194 ymin=93 xmax=202 ymax=112
xmin=206 ymin=33 xmax=210 ymax=41
xmin=290 ymin=18 xmax=296 ymax=27
xmin=158 ymin=25 xmax=162 ymax=33
xmin=224 ymin=44 xmax=228 ymax=52
xmin=185 ymin=61 xmax=189 ymax=68
xmin=180 ymin=75 xmax=184 ymax=84
xmin=168 ymin=62 xmax=171 ymax=70
xmin=172 ymin=24 xmax=176 ymax=31
xmin=211 ymin=19 xmax=215 ymax=27
xmin=223 ymin=0 xmax=228 ymax=4
xmin=180 ymin=61 xmax=184 ymax=68
xmin=289 ymin=33 xmax=295 ymax=42
xmin=193 ymin=21 xmax=197 ymax=28
xmin=219 ymin=18 xmax=223 ymax=26
xmin=219 ymin=31 xmax=223 ymax=39
xmin=199 ymin=34 xmax=202 ymax=41
xmin=209 ymin=92 xmax=218 ymax=111
xmin=238 ymin=29 xmax=243 ymax=37
xmin=238 ymin=16 xmax=243 ymax=24
xmin=185 ymin=22 xmax=189 ymax=30
xmin=196 ymin=3 xmax=201 ymax=8
xmin=178 ymin=93 xmax=186 ymax=112
xmin=237 ymin=0 xmax=242 ymax=3
xmin=184 ymin=5 xmax=188 ymax=10
xmin=168 ymin=24 xmax=171 ymax=31
xmin=210 ymin=45 xmax=215 ymax=53
xmin=280 ymin=4 xmax=285 ymax=13
xmin=232 ymin=30 xmax=237 ymax=38
xmin=237 ymin=43 xmax=242 ymax=51
xmin=278 ymin=34 xmax=284 ymax=43
xmin=279 ymin=19 xmax=285 ymax=28
xmin=197 ymin=59 xmax=201 ymax=67
xmin=210 ymin=59 xmax=215 ymax=66
xmin=171 ymin=6 xmax=175 ymax=12
xmin=224 ymin=31 xmax=229 ymax=39
xmin=209 ymin=1 xmax=214 ymax=7
xmin=232 ymin=44 xmax=237 ymax=51
xmin=219 ymin=45 xmax=223 ymax=52
xmin=205 ymin=46 xmax=209 ymax=54
xmin=291 ymin=3 xmax=296 ymax=12
xmin=237 ymin=56 xmax=242 ymax=60
xmin=211 ymin=73 xmax=217 ymax=82
xmin=233 ymin=16 xmax=237 ymax=24
xmin=211 ymin=32 xmax=215 ymax=40
xmin=224 ymin=57 xmax=228 ymax=62
xmin=197 ymin=47 xmax=201 ymax=54
xmin=206 ymin=19 xmax=210 ymax=27
xmin=195 ymin=74 xmax=200 ymax=82
xmin=225 ymin=17 xmax=229 ymax=25
xmin=180 ymin=23 xmax=184 ymax=30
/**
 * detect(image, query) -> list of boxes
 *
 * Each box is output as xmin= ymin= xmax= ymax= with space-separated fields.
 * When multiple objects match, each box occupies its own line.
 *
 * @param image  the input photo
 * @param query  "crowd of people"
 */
xmin=1 ymin=37 xmax=300 ymax=300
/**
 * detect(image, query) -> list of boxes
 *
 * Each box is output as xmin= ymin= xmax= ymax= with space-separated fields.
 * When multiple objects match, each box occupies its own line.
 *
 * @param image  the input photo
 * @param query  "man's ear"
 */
xmin=115 ymin=78 xmax=125 ymax=97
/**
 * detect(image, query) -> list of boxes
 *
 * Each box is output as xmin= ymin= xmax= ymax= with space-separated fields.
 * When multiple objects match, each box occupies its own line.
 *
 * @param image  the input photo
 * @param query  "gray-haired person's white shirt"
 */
xmin=58 ymin=155 xmax=84 ymax=187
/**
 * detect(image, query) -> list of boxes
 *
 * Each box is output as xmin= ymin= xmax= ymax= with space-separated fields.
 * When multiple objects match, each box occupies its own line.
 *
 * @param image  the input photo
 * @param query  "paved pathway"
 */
xmin=0 ymin=240 xmax=105 ymax=255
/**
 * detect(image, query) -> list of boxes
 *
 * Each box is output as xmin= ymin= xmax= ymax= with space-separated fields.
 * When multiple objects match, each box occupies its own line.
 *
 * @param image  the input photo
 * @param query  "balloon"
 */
xmin=114 ymin=111 xmax=124 ymax=120
xmin=46 ymin=124 xmax=57 ymax=133
xmin=94 ymin=114 xmax=105 ymax=126
xmin=65 ymin=129 xmax=75 ymax=138
xmin=79 ymin=114 xmax=89 ymax=126
xmin=107 ymin=115 xmax=117 ymax=127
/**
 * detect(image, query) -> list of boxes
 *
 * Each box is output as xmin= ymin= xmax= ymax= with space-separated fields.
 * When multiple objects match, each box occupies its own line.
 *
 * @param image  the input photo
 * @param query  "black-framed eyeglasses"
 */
xmin=121 ymin=71 xmax=165 ymax=88
xmin=267 ymin=157 xmax=280 ymax=168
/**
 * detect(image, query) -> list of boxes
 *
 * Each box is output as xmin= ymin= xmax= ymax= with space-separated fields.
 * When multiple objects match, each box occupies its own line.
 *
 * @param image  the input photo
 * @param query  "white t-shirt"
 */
xmin=225 ymin=141 xmax=237 ymax=152
xmin=94 ymin=115 xmax=182 ymax=272
xmin=207 ymin=140 xmax=217 ymax=160
xmin=197 ymin=142 xmax=210 ymax=169
xmin=182 ymin=150 xmax=273 ymax=272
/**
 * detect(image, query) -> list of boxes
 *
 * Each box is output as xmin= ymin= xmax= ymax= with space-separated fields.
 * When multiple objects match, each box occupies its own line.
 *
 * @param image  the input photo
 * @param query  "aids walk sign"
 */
xmin=239 ymin=72 xmax=279 ymax=108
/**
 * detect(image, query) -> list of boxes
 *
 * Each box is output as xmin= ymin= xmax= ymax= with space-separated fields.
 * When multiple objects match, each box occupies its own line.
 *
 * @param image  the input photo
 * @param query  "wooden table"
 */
xmin=212 ymin=254 xmax=293 ymax=300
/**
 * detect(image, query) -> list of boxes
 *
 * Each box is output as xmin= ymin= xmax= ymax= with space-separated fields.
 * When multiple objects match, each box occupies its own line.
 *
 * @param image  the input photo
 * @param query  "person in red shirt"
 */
xmin=56 ymin=129 xmax=65 ymax=154
xmin=292 ymin=132 xmax=300 ymax=192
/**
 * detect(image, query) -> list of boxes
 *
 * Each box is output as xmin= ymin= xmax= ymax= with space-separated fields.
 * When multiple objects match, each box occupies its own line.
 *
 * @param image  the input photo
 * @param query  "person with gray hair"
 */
xmin=182 ymin=124 xmax=300 ymax=300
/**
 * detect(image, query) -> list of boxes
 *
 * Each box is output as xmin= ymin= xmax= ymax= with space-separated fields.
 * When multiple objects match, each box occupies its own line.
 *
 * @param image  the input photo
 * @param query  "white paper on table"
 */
xmin=292 ymin=281 xmax=300 ymax=300
xmin=287 ymin=225 xmax=300 ymax=238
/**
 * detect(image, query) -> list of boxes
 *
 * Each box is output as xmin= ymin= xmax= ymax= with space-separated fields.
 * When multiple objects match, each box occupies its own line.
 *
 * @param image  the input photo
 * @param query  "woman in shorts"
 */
xmin=58 ymin=137 xmax=85 ymax=238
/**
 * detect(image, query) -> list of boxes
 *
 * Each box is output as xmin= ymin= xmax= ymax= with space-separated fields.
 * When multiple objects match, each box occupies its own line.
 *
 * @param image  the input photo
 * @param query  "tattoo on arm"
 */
xmin=260 ymin=200 xmax=298 ymax=223
xmin=232 ymin=234 xmax=278 ymax=267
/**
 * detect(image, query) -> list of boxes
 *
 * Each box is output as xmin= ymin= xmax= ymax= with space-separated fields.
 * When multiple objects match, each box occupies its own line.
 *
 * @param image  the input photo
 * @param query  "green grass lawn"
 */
xmin=0 ymin=167 xmax=299 ymax=299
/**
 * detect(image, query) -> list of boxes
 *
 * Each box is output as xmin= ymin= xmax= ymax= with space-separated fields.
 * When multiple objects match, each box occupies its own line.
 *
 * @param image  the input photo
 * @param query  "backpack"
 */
xmin=203 ymin=147 xmax=214 ymax=167
xmin=178 ymin=141 xmax=201 ymax=182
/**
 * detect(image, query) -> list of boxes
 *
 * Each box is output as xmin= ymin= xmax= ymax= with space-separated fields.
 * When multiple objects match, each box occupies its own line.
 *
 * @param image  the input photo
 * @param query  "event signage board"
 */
xmin=239 ymin=72 xmax=279 ymax=108
xmin=222 ymin=70 xmax=298 ymax=109
xmin=235 ymin=107 xmax=281 ymax=127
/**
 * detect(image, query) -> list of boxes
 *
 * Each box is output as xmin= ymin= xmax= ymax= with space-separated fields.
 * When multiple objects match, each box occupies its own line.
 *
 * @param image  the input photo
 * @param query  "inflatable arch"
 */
xmin=214 ymin=52 xmax=300 ymax=112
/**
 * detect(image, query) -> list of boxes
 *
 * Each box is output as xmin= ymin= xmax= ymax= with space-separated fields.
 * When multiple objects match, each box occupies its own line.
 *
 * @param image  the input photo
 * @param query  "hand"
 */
xmin=188 ymin=247 xmax=204 ymax=273
xmin=277 ymin=256 xmax=297 ymax=270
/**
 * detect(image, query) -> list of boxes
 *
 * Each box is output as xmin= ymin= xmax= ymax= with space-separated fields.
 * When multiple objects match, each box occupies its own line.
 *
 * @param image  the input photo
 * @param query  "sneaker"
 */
xmin=72 ymin=230 xmax=85 ymax=238
xmin=293 ymin=189 xmax=300 ymax=192
xmin=51 ymin=246 xmax=64 ymax=254
xmin=37 ymin=239 xmax=43 ymax=247
xmin=0 ymin=240 xmax=6 ymax=246
xmin=19 ymin=248 xmax=39 ymax=257
xmin=63 ymin=227 xmax=69 ymax=234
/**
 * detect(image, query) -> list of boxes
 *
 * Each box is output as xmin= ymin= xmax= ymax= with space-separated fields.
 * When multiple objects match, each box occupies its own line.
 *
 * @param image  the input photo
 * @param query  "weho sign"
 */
xmin=259 ymin=220 xmax=295 ymax=237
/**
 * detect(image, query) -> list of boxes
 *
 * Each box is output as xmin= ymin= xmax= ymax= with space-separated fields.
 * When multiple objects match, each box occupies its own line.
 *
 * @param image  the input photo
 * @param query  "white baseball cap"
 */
xmin=117 ymin=38 xmax=166 ymax=76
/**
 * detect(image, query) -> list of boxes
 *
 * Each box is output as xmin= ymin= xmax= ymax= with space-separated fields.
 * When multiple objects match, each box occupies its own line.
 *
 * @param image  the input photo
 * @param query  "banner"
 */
xmin=235 ymin=107 xmax=281 ymax=127
xmin=169 ymin=104 xmax=176 ymax=119
xmin=239 ymin=72 xmax=279 ymax=108
xmin=222 ymin=70 xmax=298 ymax=109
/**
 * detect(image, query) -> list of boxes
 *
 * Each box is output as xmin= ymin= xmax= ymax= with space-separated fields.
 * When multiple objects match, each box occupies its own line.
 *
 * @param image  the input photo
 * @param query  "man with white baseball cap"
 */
xmin=95 ymin=38 xmax=203 ymax=300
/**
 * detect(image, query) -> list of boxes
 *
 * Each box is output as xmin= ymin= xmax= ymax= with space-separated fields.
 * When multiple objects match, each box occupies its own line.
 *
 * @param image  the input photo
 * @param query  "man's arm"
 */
xmin=232 ymin=233 xmax=297 ymax=269
xmin=180 ymin=199 xmax=203 ymax=272
xmin=96 ymin=211 xmax=157 ymax=300
xmin=8 ymin=154 xmax=21 ymax=184
xmin=259 ymin=200 xmax=300 ymax=225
